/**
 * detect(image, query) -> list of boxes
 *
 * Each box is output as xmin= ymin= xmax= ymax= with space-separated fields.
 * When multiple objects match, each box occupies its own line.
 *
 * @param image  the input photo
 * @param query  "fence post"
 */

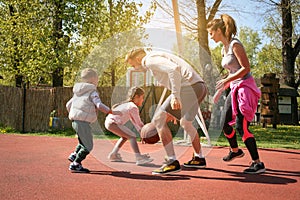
xmin=22 ymin=83 xmax=26 ymax=133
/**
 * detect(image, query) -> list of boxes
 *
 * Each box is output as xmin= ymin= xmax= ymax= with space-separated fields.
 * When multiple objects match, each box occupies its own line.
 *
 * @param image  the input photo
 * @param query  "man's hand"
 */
xmin=213 ymin=89 xmax=223 ymax=104
xmin=170 ymin=97 xmax=182 ymax=110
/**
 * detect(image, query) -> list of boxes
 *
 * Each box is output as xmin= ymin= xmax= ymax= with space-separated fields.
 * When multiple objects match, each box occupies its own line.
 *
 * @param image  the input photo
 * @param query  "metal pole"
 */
xmin=171 ymin=0 xmax=210 ymax=145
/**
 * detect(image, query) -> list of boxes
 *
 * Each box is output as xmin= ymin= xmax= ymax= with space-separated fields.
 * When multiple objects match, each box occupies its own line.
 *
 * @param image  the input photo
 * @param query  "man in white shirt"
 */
xmin=125 ymin=48 xmax=208 ymax=175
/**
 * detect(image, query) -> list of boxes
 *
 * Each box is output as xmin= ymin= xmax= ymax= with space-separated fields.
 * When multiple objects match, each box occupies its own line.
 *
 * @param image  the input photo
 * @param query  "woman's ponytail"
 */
xmin=220 ymin=14 xmax=237 ymax=41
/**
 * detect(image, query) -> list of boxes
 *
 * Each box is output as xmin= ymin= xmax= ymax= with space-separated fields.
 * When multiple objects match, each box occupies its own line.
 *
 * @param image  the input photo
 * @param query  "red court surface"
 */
xmin=1 ymin=134 xmax=300 ymax=200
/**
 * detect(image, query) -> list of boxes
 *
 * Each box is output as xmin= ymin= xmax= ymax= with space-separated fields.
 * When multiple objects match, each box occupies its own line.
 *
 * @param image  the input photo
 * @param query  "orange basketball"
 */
xmin=140 ymin=123 xmax=160 ymax=144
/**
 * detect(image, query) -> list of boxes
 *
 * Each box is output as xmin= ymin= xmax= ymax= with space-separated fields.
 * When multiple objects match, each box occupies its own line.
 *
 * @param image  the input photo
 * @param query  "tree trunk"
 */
xmin=52 ymin=0 xmax=64 ymax=87
xmin=196 ymin=0 xmax=210 ymax=72
xmin=196 ymin=0 xmax=209 ymax=54
xmin=281 ymin=0 xmax=295 ymax=87
xmin=281 ymin=0 xmax=299 ymax=124
xmin=196 ymin=0 xmax=222 ymax=69
xmin=108 ymin=0 xmax=116 ymax=86
xmin=9 ymin=5 xmax=23 ymax=87
xmin=195 ymin=0 xmax=222 ymax=82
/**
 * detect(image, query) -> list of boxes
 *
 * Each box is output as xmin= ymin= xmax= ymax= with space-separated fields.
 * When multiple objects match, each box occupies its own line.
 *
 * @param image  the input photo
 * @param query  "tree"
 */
xmin=8 ymin=4 xmax=22 ymax=87
xmin=104 ymin=0 xmax=155 ymax=86
xmin=257 ymin=0 xmax=300 ymax=124
xmin=280 ymin=0 xmax=300 ymax=88
xmin=281 ymin=0 xmax=299 ymax=124
xmin=0 ymin=1 xmax=53 ymax=87
xmin=239 ymin=27 xmax=262 ymax=68
xmin=52 ymin=0 xmax=66 ymax=87
xmin=0 ymin=0 xmax=74 ymax=87
xmin=254 ymin=44 xmax=282 ymax=77
xmin=252 ymin=14 xmax=283 ymax=77
xmin=0 ymin=0 xmax=155 ymax=87
xmin=153 ymin=0 xmax=222 ymax=69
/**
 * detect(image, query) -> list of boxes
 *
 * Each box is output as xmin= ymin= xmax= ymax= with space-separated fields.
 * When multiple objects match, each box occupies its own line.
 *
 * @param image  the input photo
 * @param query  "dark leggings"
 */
xmin=74 ymin=138 xmax=89 ymax=164
xmin=221 ymin=91 xmax=259 ymax=161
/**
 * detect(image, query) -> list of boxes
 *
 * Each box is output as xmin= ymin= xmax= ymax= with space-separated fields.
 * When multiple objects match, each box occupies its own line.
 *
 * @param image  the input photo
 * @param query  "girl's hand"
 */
xmin=166 ymin=114 xmax=178 ymax=125
xmin=216 ymin=79 xmax=227 ymax=91
xmin=111 ymin=110 xmax=122 ymax=115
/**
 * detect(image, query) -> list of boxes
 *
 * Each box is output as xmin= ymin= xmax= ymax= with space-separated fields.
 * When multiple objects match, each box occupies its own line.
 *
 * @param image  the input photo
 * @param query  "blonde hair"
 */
xmin=80 ymin=68 xmax=98 ymax=84
xmin=125 ymin=48 xmax=146 ymax=62
xmin=206 ymin=14 xmax=237 ymax=41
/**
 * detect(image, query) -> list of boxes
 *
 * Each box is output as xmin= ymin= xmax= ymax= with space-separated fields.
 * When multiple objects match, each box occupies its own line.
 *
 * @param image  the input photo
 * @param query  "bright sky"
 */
xmin=141 ymin=0 xmax=270 ymax=47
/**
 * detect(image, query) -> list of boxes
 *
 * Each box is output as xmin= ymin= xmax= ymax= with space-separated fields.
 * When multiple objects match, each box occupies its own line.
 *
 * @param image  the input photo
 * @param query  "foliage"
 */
xmin=0 ymin=0 xmax=54 ymax=86
xmin=253 ymin=44 xmax=282 ymax=77
xmin=238 ymin=27 xmax=262 ymax=67
xmin=0 ymin=0 xmax=156 ymax=87
xmin=259 ymin=0 xmax=300 ymax=86
xmin=210 ymin=44 xmax=223 ymax=73
xmin=0 ymin=124 xmax=16 ymax=134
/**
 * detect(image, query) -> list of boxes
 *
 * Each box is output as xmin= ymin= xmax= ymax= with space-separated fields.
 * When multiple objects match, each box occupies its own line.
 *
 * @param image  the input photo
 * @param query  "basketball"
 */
xmin=140 ymin=122 xmax=160 ymax=144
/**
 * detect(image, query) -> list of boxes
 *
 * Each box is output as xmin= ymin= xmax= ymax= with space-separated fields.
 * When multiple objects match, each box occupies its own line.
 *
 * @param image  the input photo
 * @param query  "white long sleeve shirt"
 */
xmin=141 ymin=51 xmax=204 ymax=99
xmin=105 ymin=102 xmax=144 ymax=132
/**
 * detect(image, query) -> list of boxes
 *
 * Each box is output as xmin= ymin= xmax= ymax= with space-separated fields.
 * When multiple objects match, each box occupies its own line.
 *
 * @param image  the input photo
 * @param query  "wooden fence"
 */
xmin=0 ymin=85 xmax=167 ymax=132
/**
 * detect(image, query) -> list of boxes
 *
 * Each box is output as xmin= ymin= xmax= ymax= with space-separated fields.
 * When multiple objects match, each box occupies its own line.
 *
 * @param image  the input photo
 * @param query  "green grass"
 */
xmin=0 ymin=125 xmax=120 ymax=139
xmin=1 ymin=124 xmax=300 ymax=149
xmin=213 ymin=125 xmax=300 ymax=149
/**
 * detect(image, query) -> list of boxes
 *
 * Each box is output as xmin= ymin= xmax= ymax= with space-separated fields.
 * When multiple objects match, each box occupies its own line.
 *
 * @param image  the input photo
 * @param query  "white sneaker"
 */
xmin=108 ymin=152 xmax=123 ymax=162
xmin=136 ymin=154 xmax=153 ymax=165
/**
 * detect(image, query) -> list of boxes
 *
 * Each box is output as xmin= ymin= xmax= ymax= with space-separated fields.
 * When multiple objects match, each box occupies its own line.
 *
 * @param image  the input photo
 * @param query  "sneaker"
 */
xmin=183 ymin=156 xmax=206 ymax=168
xmin=152 ymin=159 xmax=181 ymax=175
xmin=69 ymin=163 xmax=90 ymax=173
xmin=243 ymin=162 xmax=266 ymax=174
xmin=108 ymin=152 xmax=123 ymax=162
xmin=136 ymin=154 xmax=154 ymax=165
xmin=68 ymin=152 xmax=76 ymax=162
xmin=223 ymin=149 xmax=245 ymax=162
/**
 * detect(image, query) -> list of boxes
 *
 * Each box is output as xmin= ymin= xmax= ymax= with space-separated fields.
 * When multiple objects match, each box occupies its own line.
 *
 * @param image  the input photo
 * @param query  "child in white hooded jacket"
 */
xmin=66 ymin=68 xmax=117 ymax=173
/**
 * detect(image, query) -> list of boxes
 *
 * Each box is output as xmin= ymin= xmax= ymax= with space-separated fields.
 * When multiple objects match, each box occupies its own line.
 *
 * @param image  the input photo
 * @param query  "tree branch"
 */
xmin=153 ymin=0 xmax=174 ymax=18
xmin=207 ymin=0 xmax=222 ymax=23
xmin=293 ymin=36 xmax=300 ymax=58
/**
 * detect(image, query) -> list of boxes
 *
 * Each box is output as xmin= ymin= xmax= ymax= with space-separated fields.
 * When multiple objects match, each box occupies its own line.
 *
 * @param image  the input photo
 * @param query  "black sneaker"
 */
xmin=68 ymin=153 xmax=76 ymax=162
xmin=69 ymin=163 xmax=90 ymax=173
xmin=183 ymin=156 xmax=206 ymax=168
xmin=152 ymin=159 xmax=181 ymax=175
xmin=223 ymin=149 xmax=245 ymax=162
xmin=243 ymin=162 xmax=266 ymax=174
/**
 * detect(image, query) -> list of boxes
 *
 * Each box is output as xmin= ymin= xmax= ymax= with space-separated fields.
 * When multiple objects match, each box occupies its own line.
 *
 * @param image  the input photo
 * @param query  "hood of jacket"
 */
xmin=73 ymin=82 xmax=97 ymax=96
